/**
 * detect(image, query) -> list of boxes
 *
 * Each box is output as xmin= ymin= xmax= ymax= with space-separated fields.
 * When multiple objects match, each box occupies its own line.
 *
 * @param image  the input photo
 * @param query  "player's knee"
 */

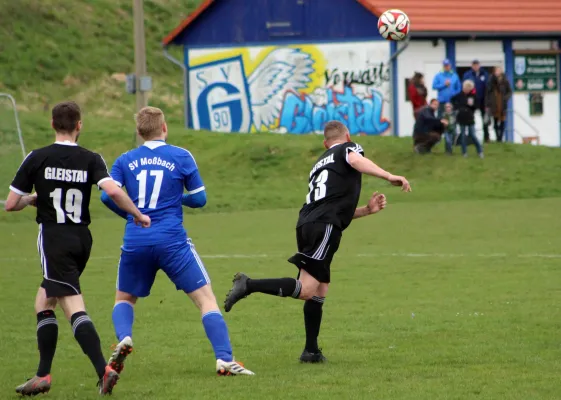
xmin=298 ymin=281 xmax=318 ymax=300
xmin=115 ymin=291 xmax=137 ymax=305
xmin=316 ymin=283 xmax=329 ymax=298
xmin=34 ymin=287 xmax=56 ymax=313
xmin=187 ymin=284 xmax=219 ymax=314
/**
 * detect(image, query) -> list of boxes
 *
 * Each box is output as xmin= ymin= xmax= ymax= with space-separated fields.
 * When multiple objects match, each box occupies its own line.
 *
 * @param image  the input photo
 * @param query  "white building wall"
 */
xmin=512 ymin=41 xmax=559 ymax=147
xmin=397 ymin=41 xmax=446 ymax=136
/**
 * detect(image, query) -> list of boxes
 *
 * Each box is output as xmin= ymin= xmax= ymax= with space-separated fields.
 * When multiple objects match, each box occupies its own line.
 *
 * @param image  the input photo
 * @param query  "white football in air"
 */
xmin=378 ymin=9 xmax=411 ymax=41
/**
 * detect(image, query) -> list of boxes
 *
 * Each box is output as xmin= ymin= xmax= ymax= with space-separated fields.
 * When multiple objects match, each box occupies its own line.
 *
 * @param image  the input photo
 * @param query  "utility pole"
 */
xmin=133 ymin=0 xmax=148 ymax=146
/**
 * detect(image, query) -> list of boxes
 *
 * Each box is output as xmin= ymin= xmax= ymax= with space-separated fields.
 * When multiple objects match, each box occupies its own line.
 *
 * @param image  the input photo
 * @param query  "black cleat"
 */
xmin=224 ymin=273 xmax=250 ymax=312
xmin=299 ymin=349 xmax=327 ymax=363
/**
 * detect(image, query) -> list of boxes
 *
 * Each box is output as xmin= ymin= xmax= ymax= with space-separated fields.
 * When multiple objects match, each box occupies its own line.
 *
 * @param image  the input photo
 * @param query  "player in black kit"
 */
xmin=4 ymin=101 xmax=151 ymax=396
xmin=224 ymin=120 xmax=411 ymax=362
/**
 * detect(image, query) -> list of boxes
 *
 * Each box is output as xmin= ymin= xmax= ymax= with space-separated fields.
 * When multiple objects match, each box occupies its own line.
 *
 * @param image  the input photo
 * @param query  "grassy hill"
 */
xmin=2 ymin=110 xmax=561 ymax=224
xmin=0 ymin=0 xmax=202 ymax=121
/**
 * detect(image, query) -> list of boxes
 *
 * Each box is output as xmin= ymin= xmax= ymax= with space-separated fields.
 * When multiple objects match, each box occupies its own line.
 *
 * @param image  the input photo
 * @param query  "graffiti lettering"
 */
xmin=324 ymin=63 xmax=390 ymax=88
xmin=278 ymin=86 xmax=390 ymax=135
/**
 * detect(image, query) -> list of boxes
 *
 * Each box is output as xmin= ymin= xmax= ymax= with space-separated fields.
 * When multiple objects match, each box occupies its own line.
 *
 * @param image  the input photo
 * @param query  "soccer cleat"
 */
xmin=300 ymin=349 xmax=327 ymax=363
xmin=98 ymin=366 xmax=119 ymax=395
xmin=107 ymin=336 xmax=133 ymax=374
xmin=15 ymin=375 xmax=51 ymax=396
xmin=224 ymin=273 xmax=250 ymax=312
xmin=216 ymin=359 xmax=255 ymax=376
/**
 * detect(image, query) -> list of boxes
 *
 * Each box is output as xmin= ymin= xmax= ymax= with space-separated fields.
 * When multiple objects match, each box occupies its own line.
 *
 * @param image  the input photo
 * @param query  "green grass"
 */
xmin=0 ymin=0 xmax=204 ymax=118
xmin=1 ymin=198 xmax=560 ymax=399
xmin=0 ymin=119 xmax=561 ymax=398
xmin=1 ymin=1 xmax=561 ymax=398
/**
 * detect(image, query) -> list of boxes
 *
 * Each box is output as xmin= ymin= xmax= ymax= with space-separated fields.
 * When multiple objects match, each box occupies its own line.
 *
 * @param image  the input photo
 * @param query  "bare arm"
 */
xmin=4 ymin=191 xmax=36 ymax=212
xmin=99 ymin=180 xmax=150 ymax=227
xmin=347 ymin=151 xmax=412 ymax=192
xmin=353 ymin=192 xmax=387 ymax=219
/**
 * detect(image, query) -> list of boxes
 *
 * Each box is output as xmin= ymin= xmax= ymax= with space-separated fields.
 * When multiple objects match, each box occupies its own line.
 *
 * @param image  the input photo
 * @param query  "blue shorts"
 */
xmin=116 ymin=238 xmax=210 ymax=297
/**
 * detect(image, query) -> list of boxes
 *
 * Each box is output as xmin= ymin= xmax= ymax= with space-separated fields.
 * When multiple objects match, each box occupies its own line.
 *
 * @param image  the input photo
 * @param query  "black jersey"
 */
xmin=9 ymin=142 xmax=111 ymax=226
xmin=296 ymin=142 xmax=364 ymax=231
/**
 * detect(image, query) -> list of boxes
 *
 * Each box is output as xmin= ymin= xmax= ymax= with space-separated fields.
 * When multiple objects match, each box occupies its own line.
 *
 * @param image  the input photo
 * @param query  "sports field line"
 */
xmin=1 ymin=252 xmax=561 ymax=263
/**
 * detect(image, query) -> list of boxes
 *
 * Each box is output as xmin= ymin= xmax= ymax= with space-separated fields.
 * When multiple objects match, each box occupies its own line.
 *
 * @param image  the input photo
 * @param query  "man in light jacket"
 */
xmin=432 ymin=59 xmax=461 ymax=117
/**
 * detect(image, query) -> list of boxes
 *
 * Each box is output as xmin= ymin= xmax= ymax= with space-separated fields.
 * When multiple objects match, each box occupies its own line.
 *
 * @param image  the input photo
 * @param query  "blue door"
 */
xmin=266 ymin=0 xmax=305 ymax=37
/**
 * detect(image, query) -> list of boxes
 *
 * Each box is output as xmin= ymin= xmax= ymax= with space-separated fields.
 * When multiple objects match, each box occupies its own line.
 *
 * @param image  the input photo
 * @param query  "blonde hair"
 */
xmin=324 ymin=120 xmax=349 ymax=142
xmin=135 ymin=106 xmax=165 ymax=140
xmin=463 ymin=80 xmax=475 ymax=91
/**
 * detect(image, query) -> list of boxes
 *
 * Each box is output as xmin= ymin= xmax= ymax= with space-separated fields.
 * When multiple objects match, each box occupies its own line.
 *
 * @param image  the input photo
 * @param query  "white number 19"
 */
xmin=50 ymin=188 xmax=83 ymax=223
xmin=136 ymin=170 xmax=164 ymax=209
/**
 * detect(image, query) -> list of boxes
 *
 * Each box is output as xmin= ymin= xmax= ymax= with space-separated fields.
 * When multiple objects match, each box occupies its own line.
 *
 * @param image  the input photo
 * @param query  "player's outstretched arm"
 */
xmin=347 ymin=152 xmax=412 ymax=192
xmin=353 ymin=192 xmax=387 ymax=219
xmin=99 ymin=180 xmax=151 ymax=227
xmin=100 ymin=191 xmax=128 ymax=219
xmin=4 ymin=191 xmax=37 ymax=212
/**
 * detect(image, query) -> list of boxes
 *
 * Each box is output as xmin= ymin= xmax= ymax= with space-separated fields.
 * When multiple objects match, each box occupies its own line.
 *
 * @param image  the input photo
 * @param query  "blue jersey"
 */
xmin=110 ymin=140 xmax=204 ymax=245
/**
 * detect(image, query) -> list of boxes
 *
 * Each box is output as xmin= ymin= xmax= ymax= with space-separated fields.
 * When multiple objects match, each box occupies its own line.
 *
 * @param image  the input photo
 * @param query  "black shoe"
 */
xmin=299 ymin=349 xmax=327 ymax=363
xmin=224 ymin=273 xmax=249 ymax=312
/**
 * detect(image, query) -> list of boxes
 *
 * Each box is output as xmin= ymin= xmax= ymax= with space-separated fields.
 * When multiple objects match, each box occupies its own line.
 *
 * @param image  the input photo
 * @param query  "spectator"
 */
xmin=432 ymin=59 xmax=461 ymax=117
xmin=452 ymin=80 xmax=483 ymax=158
xmin=463 ymin=59 xmax=490 ymax=143
xmin=486 ymin=66 xmax=512 ymax=142
xmin=441 ymin=102 xmax=457 ymax=154
xmin=408 ymin=72 xmax=428 ymax=119
xmin=413 ymin=98 xmax=448 ymax=154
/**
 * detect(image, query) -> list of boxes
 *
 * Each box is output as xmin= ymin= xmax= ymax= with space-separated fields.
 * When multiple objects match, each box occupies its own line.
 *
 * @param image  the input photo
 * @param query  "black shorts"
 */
xmin=37 ymin=224 xmax=92 ymax=298
xmin=287 ymin=222 xmax=342 ymax=283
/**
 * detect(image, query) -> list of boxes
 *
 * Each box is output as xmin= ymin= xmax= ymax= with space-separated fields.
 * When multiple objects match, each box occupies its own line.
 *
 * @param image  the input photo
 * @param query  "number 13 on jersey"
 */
xmin=306 ymin=170 xmax=328 ymax=204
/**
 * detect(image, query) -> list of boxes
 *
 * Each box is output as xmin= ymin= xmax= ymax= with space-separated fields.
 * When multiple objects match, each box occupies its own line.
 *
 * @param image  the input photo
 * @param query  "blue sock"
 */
xmin=112 ymin=302 xmax=134 ymax=342
xmin=202 ymin=311 xmax=233 ymax=362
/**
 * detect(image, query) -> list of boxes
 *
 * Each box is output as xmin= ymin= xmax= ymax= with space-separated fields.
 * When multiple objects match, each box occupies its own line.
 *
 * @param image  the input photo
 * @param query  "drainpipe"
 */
xmin=163 ymin=45 xmax=189 ymax=128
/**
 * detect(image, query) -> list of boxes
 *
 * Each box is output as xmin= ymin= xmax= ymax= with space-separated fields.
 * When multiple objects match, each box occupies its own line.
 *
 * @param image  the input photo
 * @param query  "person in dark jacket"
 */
xmin=408 ymin=72 xmax=428 ymax=119
xmin=463 ymin=59 xmax=490 ymax=142
xmin=413 ymin=99 xmax=448 ymax=154
xmin=452 ymin=80 xmax=483 ymax=158
xmin=486 ymin=66 xmax=512 ymax=142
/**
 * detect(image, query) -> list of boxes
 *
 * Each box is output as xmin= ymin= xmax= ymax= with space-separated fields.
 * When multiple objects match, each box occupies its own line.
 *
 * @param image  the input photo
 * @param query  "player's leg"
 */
xmin=108 ymin=246 xmax=156 ymax=374
xmin=303 ymin=276 xmax=328 ymax=352
xmin=40 ymin=226 xmax=118 ymax=394
xmin=158 ymin=240 xmax=254 ymax=375
xmin=224 ymin=223 xmax=336 ymax=312
xmin=15 ymin=287 xmax=57 ymax=396
xmin=56 ymin=294 xmax=118 ymax=394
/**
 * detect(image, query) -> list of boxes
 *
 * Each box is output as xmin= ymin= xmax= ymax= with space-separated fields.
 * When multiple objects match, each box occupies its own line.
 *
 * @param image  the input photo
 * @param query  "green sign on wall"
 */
xmin=513 ymin=54 xmax=558 ymax=92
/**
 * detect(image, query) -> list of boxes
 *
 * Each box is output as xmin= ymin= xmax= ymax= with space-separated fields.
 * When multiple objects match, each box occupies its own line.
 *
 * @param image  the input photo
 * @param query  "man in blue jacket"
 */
xmin=463 ymin=59 xmax=490 ymax=142
xmin=432 ymin=59 xmax=461 ymax=117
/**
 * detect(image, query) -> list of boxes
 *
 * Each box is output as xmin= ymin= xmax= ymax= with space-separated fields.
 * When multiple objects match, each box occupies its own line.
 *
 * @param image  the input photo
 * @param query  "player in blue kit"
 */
xmin=100 ymin=107 xmax=254 ymax=376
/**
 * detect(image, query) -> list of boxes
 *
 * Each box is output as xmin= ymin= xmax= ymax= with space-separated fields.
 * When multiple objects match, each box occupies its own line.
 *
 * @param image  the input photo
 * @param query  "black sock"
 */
xmin=304 ymin=296 xmax=325 ymax=352
xmin=247 ymin=278 xmax=301 ymax=298
xmin=71 ymin=312 xmax=107 ymax=378
xmin=36 ymin=310 xmax=58 ymax=377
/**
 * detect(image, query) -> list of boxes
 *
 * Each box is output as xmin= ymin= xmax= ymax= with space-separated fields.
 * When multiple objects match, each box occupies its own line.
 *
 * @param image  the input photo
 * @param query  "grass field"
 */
xmin=1 ymin=122 xmax=561 ymax=399
xmin=1 ymin=0 xmax=560 ymax=398
xmin=1 ymin=198 xmax=560 ymax=399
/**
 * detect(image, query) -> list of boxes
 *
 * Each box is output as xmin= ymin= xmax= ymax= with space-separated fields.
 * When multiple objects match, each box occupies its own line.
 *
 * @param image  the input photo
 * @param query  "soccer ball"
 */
xmin=377 ymin=9 xmax=410 ymax=41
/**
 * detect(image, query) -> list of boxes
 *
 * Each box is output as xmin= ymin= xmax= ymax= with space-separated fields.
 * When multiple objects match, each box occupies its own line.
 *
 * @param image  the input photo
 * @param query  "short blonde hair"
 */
xmin=324 ymin=120 xmax=349 ymax=142
xmin=135 ymin=106 xmax=165 ymax=140
xmin=463 ymin=80 xmax=475 ymax=91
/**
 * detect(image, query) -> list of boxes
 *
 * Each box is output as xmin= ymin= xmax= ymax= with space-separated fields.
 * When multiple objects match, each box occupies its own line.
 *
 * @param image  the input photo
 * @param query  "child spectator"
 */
xmin=441 ymin=102 xmax=457 ymax=154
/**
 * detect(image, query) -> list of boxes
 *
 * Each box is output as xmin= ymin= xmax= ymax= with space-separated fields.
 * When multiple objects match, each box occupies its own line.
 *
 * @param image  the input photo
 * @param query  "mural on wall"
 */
xmin=188 ymin=42 xmax=391 ymax=135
